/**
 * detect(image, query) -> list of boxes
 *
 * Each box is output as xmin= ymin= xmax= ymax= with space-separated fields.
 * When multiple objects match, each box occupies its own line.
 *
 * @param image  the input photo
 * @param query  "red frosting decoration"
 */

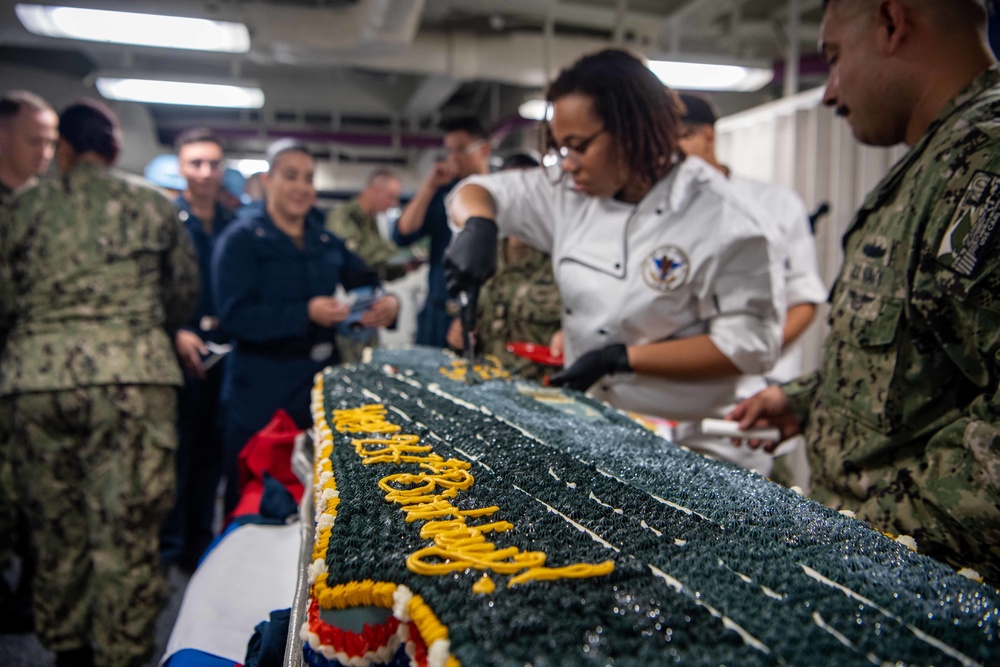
xmin=407 ymin=621 xmax=429 ymax=667
xmin=307 ymin=598 xmax=404 ymax=658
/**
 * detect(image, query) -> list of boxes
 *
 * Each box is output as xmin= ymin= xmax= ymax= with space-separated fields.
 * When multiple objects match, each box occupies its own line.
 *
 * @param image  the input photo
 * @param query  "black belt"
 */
xmin=238 ymin=340 xmax=336 ymax=362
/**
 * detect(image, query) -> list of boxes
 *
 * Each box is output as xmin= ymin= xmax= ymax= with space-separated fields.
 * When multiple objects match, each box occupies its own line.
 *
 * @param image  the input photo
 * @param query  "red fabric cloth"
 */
xmin=229 ymin=409 xmax=306 ymax=521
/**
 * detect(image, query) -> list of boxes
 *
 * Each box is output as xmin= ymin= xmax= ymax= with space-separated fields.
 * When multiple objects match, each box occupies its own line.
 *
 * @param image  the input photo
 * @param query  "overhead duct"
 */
xmin=244 ymin=0 xmax=426 ymax=60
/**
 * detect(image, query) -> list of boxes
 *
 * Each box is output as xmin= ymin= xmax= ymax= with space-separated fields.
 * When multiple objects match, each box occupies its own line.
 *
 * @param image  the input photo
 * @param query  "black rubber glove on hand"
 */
xmin=444 ymin=216 xmax=499 ymax=297
xmin=548 ymin=343 xmax=631 ymax=392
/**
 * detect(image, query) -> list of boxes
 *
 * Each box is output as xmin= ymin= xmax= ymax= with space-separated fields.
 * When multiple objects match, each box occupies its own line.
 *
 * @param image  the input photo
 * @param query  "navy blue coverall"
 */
xmin=212 ymin=203 xmax=379 ymax=512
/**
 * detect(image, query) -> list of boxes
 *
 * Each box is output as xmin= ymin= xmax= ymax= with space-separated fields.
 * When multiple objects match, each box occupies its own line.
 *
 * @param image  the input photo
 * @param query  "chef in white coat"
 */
xmin=444 ymin=49 xmax=788 ymax=472
xmin=676 ymin=92 xmax=829 ymax=386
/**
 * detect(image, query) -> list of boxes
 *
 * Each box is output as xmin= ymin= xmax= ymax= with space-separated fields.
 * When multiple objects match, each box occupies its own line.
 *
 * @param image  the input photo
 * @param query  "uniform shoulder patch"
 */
xmin=937 ymin=169 xmax=1000 ymax=277
xmin=642 ymin=245 xmax=690 ymax=292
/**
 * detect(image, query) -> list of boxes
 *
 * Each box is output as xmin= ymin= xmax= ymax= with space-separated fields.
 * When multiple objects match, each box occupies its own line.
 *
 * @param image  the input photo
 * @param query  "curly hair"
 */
xmin=545 ymin=48 xmax=680 ymax=188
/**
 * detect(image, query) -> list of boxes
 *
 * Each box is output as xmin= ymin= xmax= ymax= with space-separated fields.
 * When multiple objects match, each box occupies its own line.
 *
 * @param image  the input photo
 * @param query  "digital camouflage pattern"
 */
xmin=0 ymin=398 xmax=21 ymax=607
xmin=5 ymin=386 xmax=176 ymax=666
xmin=0 ymin=179 xmax=13 ymax=205
xmin=477 ymin=238 xmax=561 ymax=381
xmin=326 ymin=198 xmax=407 ymax=281
xmin=326 ymin=199 xmax=392 ymax=363
xmin=0 ymin=186 xmax=32 ymax=633
xmin=0 ymin=162 xmax=199 ymax=394
xmin=0 ymin=162 xmax=196 ymax=662
xmin=0 ymin=187 xmax=16 ymax=583
xmin=784 ymin=67 xmax=1000 ymax=583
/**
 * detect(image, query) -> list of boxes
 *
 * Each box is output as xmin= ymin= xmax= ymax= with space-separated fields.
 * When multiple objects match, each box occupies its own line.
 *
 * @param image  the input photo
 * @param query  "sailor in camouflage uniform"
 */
xmin=732 ymin=0 xmax=1000 ymax=583
xmin=326 ymin=167 xmax=408 ymax=281
xmin=0 ymin=89 xmax=57 ymax=632
xmin=449 ymin=236 xmax=562 ymax=382
xmin=326 ymin=168 xmax=410 ymax=363
xmin=0 ymin=100 xmax=198 ymax=667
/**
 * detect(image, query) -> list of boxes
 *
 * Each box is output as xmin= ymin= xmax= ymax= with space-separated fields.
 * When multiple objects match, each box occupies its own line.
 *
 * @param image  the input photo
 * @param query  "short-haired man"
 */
xmin=327 ymin=167 xmax=408 ymax=281
xmin=732 ymin=0 xmax=1000 ymax=582
xmin=326 ymin=167 xmax=410 ymax=362
xmin=163 ymin=127 xmax=235 ymax=571
xmin=0 ymin=90 xmax=57 ymax=202
xmin=0 ymin=88 xmax=55 ymax=632
xmin=394 ymin=117 xmax=491 ymax=347
xmin=678 ymin=93 xmax=827 ymax=389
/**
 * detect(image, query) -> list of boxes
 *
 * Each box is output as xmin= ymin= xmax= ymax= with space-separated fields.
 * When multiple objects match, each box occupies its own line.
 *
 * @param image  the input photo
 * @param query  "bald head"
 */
xmin=823 ymin=0 xmax=988 ymax=29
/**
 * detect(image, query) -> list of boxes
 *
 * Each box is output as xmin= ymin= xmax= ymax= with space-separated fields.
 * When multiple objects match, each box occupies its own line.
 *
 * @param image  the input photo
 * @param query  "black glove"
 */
xmin=444 ymin=216 xmax=498 ymax=297
xmin=548 ymin=344 xmax=631 ymax=392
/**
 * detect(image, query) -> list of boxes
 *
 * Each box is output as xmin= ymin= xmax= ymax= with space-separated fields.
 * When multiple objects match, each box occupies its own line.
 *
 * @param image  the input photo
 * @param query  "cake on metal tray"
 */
xmin=300 ymin=347 xmax=997 ymax=667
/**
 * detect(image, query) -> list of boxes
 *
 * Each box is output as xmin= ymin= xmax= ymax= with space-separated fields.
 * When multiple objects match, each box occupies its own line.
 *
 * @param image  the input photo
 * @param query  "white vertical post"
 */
xmin=544 ymin=0 xmax=558 ymax=82
xmin=613 ymin=0 xmax=629 ymax=46
xmin=784 ymin=0 xmax=801 ymax=98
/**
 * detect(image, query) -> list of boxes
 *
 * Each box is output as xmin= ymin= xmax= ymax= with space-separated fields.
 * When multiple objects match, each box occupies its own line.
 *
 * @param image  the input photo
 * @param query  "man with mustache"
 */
xmin=731 ymin=0 xmax=1000 ymax=583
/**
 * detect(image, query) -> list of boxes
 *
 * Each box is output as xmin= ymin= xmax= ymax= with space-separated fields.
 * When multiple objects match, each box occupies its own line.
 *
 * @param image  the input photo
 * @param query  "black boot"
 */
xmin=55 ymin=645 xmax=95 ymax=667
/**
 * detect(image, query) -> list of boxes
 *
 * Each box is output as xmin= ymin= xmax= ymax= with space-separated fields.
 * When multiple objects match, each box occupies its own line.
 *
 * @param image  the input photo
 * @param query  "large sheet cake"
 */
xmin=298 ymin=347 xmax=997 ymax=667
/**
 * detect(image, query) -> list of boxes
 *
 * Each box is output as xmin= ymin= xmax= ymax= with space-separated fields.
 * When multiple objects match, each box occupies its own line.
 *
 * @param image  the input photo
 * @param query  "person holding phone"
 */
xmin=393 ymin=117 xmax=491 ymax=348
xmin=212 ymin=139 xmax=399 ymax=512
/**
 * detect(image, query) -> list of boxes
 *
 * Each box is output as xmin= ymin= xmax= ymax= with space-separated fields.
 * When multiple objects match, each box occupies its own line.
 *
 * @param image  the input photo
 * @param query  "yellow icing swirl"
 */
xmin=332 ymin=404 xmax=615 ymax=588
xmin=472 ymin=575 xmax=495 ymax=595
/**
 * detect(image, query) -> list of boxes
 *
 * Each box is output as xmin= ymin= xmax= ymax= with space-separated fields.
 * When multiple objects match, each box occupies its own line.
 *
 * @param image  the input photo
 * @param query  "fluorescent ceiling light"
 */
xmin=232 ymin=159 xmax=270 ymax=177
xmin=647 ymin=60 xmax=773 ymax=92
xmin=519 ymin=99 xmax=552 ymax=122
xmin=96 ymin=77 xmax=265 ymax=109
xmin=15 ymin=4 xmax=250 ymax=53
xmin=519 ymin=60 xmax=772 ymax=122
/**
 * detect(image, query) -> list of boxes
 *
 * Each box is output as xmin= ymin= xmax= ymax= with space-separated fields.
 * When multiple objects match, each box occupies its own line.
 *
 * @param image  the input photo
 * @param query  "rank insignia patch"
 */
xmin=937 ymin=170 xmax=1000 ymax=277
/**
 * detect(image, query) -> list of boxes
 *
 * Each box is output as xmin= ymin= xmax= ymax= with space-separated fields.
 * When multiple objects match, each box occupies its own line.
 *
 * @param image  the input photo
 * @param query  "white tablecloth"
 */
xmin=161 ymin=523 xmax=301 ymax=665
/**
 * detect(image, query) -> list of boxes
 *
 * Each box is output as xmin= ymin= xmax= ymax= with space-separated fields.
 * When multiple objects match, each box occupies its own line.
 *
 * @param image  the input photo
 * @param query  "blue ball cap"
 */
xmin=144 ymin=154 xmax=186 ymax=191
xmin=221 ymin=167 xmax=246 ymax=198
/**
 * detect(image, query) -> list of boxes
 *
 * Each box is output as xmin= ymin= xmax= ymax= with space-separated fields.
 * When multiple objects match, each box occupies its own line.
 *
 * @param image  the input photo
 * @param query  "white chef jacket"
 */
xmin=727 ymin=174 xmax=829 ymax=384
xmin=448 ymin=157 xmax=787 ymax=469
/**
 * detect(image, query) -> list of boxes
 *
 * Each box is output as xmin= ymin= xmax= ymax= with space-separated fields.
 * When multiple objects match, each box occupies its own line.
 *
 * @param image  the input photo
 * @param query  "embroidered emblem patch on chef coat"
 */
xmin=642 ymin=245 xmax=690 ymax=292
xmin=937 ymin=170 xmax=1000 ymax=277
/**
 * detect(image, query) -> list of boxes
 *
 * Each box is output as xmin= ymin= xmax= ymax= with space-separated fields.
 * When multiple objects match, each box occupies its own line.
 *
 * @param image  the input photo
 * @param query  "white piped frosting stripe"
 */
xmin=427 ymin=639 xmax=452 ymax=667
xmin=392 ymin=585 xmax=413 ymax=622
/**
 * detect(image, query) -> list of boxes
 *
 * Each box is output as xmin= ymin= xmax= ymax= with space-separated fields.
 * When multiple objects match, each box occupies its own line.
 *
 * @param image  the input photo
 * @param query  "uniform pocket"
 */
xmin=831 ymin=288 xmax=906 ymax=433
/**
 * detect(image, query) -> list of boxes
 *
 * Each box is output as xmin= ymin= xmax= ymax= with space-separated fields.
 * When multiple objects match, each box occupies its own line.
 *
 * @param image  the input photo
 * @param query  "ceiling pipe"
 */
xmin=207 ymin=126 xmax=442 ymax=149
xmin=771 ymin=52 xmax=828 ymax=83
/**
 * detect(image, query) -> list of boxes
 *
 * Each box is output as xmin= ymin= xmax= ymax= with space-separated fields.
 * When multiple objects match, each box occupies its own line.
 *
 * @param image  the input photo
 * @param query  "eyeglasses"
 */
xmin=443 ymin=139 xmax=486 ymax=157
xmin=547 ymin=129 xmax=607 ymax=164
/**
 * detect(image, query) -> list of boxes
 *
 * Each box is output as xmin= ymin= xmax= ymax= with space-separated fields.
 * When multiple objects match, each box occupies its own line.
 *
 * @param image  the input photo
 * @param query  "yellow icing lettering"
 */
xmin=333 ymin=404 xmax=401 ymax=434
xmin=353 ymin=434 xmax=436 ymax=465
xmin=408 ymin=543 xmax=547 ymax=575
xmin=336 ymin=403 xmax=614 ymax=587
xmin=508 ymin=561 xmax=617 ymax=586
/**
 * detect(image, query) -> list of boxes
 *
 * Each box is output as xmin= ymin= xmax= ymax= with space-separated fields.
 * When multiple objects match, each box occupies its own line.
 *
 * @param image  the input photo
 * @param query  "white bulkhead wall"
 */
xmin=715 ymin=87 xmax=909 ymax=375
